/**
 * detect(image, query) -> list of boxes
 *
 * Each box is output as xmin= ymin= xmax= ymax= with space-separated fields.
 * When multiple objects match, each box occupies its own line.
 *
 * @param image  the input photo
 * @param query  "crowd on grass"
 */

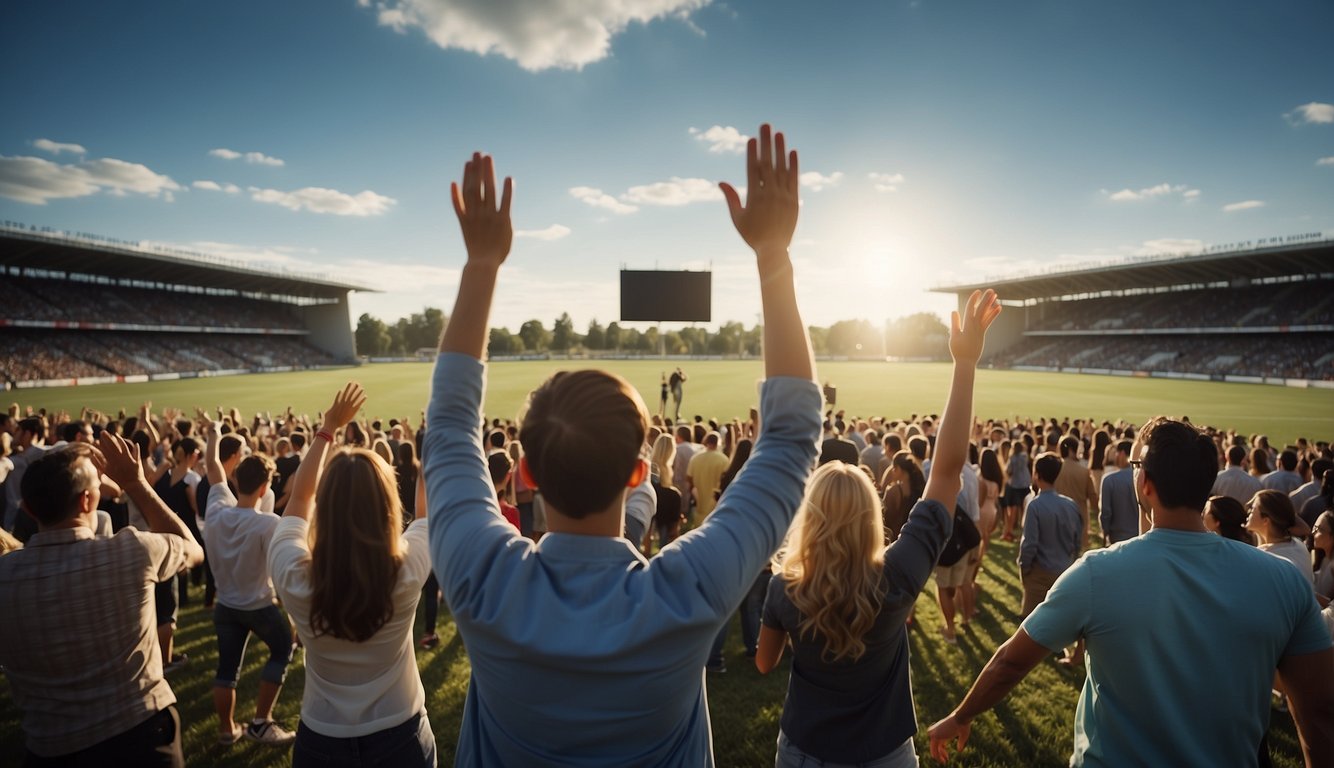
xmin=1 ymin=129 xmax=1332 ymax=768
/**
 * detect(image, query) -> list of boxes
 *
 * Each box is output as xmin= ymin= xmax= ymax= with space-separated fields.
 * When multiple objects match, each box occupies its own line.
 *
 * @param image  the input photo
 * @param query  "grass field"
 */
xmin=0 ymin=535 xmax=1307 ymax=767
xmin=0 ymin=361 xmax=1324 ymax=766
xmin=13 ymin=360 xmax=1334 ymax=442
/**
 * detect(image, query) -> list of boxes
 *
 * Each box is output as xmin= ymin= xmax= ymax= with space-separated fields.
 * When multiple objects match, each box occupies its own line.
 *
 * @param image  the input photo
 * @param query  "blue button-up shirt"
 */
xmin=1019 ymin=488 xmax=1083 ymax=573
xmin=424 ymin=353 xmax=820 ymax=767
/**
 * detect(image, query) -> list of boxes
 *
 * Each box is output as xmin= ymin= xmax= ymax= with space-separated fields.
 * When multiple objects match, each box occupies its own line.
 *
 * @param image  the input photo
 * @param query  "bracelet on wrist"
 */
xmin=315 ymin=430 xmax=334 ymax=443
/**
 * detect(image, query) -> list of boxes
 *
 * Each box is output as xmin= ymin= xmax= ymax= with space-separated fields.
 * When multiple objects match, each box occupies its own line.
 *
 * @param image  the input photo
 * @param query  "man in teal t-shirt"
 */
xmin=929 ymin=417 xmax=1334 ymax=767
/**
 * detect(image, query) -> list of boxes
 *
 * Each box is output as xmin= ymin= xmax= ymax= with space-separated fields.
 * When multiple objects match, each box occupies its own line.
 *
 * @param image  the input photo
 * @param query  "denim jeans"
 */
xmin=213 ymin=603 xmax=293 ymax=687
xmin=776 ymin=731 xmax=917 ymax=768
xmin=709 ymin=569 xmax=771 ymax=666
xmin=292 ymin=710 xmax=436 ymax=768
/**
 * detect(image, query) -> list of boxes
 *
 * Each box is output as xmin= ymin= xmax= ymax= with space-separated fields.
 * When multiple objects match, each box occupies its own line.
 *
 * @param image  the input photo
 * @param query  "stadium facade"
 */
xmin=0 ymin=222 xmax=371 ymax=389
xmin=933 ymin=234 xmax=1334 ymax=388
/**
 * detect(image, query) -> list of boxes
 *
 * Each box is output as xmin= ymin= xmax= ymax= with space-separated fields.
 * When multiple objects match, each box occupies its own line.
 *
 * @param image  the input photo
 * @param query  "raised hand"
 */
xmin=451 ymin=152 xmax=513 ymax=268
xmin=949 ymin=289 xmax=1002 ymax=366
xmin=927 ymin=715 xmax=972 ymax=763
xmin=719 ymin=124 xmax=799 ymax=260
xmin=98 ymin=430 xmax=144 ymax=489
xmin=320 ymin=382 xmax=367 ymax=433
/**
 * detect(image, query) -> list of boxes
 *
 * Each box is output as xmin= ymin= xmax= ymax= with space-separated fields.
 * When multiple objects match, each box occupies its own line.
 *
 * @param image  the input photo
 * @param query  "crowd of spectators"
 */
xmin=1026 ymin=279 xmax=1334 ymax=333
xmin=0 ymin=330 xmax=342 ymax=384
xmin=7 ymin=275 xmax=307 ymax=330
xmin=992 ymin=334 xmax=1334 ymax=380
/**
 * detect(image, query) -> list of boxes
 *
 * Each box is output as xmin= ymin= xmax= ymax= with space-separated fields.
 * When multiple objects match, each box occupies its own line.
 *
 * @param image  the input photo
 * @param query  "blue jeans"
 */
xmin=709 ymin=569 xmax=770 ymax=666
xmin=213 ymin=603 xmax=293 ymax=687
xmin=776 ymin=731 xmax=917 ymax=768
xmin=293 ymin=711 xmax=436 ymax=768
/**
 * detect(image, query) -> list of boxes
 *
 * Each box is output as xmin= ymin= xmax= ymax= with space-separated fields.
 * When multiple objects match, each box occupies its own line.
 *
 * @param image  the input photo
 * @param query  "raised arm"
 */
xmin=96 ymin=431 xmax=204 ymax=568
xmin=924 ymin=290 xmax=1001 ymax=507
xmin=720 ymin=123 xmax=813 ymax=382
xmin=203 ymin=420 xmax=226 ymax=486
xmin=284 ymin=382 xmax=366 ymax=522
xmin=438 ymin=152 xmax=513 ymax=359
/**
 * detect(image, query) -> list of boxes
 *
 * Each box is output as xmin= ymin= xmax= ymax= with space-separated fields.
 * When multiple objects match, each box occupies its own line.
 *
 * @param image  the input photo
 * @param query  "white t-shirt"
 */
xmin=1260 ymin=537 xmax=1314 ymax=587
xmin=204 ymin=484 xmax=280 ymax=610
xmin=268 ymin=516 xmax=432 ymax=737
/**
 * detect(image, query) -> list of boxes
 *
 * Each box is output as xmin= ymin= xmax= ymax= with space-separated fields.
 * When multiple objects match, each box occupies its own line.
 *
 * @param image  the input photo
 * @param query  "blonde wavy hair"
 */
xmin=650 ymin=433 xmax=676 ymax=489
xmin=308 ymin=448 xmax=405 ymax=642
xmin=775 ymin=461 xmax=886 ymax=662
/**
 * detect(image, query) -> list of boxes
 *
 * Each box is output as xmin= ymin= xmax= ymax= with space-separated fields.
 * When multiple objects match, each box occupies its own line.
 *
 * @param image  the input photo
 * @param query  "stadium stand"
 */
xmin=934 ymin=235 xmax=1334 ymax=383
xmin=0 ymin=223 xmax=369 ymax=388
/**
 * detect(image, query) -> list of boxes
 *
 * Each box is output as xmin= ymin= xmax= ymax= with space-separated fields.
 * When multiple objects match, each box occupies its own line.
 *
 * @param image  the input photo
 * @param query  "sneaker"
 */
xmin=705 ymin=661 xmax=727 ymax=675
xmin=218 ymin=724 xmax=244 ymax=746
xmin=419 ymin=633 xmax=440 ymax=650
xmin=245 ymin=720 xmax=295 ymax=746
xmin=163 ymin=653 xmax=188 ymax=675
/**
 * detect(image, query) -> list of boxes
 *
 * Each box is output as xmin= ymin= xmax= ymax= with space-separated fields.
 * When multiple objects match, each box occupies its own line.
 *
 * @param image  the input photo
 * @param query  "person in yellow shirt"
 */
xmin=687 ymin=432 xmax=730 ymax=523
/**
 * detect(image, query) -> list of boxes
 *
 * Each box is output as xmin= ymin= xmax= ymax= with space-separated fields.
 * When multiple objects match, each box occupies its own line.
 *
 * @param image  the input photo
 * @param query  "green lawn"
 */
xmin=0 ymin=536 xmax=1306 ymax=767
xmin=1 ymin=361 xmax=1325 ymax=765
xmin=12 ymin=360 xmax=1334 ymax=443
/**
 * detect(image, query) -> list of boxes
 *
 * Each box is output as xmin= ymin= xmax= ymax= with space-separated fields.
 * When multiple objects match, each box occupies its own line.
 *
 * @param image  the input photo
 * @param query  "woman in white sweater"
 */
xmin=268 ymin=382 xmax=435 ymax=767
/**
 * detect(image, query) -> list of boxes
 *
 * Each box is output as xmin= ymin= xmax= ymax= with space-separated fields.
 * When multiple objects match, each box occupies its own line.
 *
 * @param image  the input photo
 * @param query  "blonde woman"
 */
xmin=756 ymin=289 xmax=1000 ymax=767
xmin=267 ymin=383 xmax=435 ymax=766
xmin=649 ymin=432 xmax=683 ymax=550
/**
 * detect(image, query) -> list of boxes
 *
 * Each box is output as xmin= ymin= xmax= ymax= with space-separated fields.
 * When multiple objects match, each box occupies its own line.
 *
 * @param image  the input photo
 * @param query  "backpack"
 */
xmin=937 ymin=504 xmax=981 ymax=567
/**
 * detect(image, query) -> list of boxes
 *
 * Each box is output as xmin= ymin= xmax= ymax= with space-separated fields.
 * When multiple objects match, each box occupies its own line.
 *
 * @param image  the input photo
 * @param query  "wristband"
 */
xmin=316 ymin=430 xmax=334 ymax=444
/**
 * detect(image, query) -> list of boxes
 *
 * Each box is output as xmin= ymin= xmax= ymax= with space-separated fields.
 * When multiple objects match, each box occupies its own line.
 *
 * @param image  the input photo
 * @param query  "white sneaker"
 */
xmin=245 ymin=720 xmax=295 ymax=746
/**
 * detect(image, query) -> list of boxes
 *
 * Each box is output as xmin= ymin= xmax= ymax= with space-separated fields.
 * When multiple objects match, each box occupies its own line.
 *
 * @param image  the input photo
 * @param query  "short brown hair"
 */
xmin=21 ymin=444 xmax=99 ymax=526
xmin=520 ymin=370 xmax=648 ymax=519
xmin=234 ymin=454 xmax=275 ymax=495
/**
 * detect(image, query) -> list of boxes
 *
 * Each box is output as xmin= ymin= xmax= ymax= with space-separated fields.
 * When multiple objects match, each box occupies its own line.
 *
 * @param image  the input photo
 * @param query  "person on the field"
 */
xmin=929 ymin=418 xmax=1334 ymax=767
xmin=423 ymin=124 xmax=820 ymax=765
xmin=0 ymin=434 xmax=204 ymax=766
xmin=669 ymin=367 xmax=687 ymax=422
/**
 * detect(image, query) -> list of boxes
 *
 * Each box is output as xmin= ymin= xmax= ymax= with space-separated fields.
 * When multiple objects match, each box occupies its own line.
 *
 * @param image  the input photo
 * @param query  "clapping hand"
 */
xmin=720 ymin=124 xmax=799 ymax=261
xmin=949 ymin=289 xmax=1002 ymax=366
xmin=451 ymin=152 xmax=513 ymax=268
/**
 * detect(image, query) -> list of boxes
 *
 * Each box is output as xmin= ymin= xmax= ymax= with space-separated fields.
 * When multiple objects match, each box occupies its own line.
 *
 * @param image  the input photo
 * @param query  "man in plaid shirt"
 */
xmin=0 ymin=432 xmax=204 ymax=767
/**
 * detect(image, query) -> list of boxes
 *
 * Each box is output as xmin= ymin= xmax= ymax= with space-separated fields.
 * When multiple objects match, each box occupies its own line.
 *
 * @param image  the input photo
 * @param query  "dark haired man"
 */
xmin=202 ymin=422 xmax=294 ymax=747
xmin=1017 ymin=453 xmax=1082 ymax=617
xmin=931 ymin=418 xmax=1334 ymax=766
xmin=1212 ymin=444 xmax=1263 ymax=504
xmin=3 ymin=416 xmax=46 ymax=532
xmin=1054 ymin=435 xmax=1098 ymax=551
xmin=424 ymin=126 xmax=820 ymax=765
xmin=1098 ymin=440 xmax=1138 ymax=546
xmin=0 ymin=434 xmax=204 ymax=766
xmin=1263 ymin=449 xmax=1304 ymax=495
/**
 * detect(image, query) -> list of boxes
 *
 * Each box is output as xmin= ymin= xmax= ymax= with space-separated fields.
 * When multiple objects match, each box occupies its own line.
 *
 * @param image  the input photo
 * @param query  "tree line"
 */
xmin=355 ymin=310 xmax=948 ymax=359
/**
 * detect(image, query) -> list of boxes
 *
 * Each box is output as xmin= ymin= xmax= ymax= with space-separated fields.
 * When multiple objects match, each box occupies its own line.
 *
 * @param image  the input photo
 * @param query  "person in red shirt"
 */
xmin=488 ymin=452 xmax=520 ymax=530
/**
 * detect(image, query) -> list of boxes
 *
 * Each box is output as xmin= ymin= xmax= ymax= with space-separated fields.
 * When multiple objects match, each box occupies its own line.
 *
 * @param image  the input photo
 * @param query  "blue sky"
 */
xmin=2 ymin=0 xmax=1331 ymax=332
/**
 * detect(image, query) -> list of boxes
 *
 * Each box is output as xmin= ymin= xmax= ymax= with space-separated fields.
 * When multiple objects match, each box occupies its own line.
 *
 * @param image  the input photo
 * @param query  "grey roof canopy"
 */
xmin=932 ymin=240 xmax=1334 ymax=301
xmin=0 ymin=228 xmax=375 ymax=300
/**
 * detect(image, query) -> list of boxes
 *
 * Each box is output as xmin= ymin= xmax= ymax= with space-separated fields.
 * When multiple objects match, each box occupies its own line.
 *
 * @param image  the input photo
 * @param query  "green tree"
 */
xmin=885 ymin=312 xmax=949 ymax=359
xmin=662 ymin=331 xmax=686 ymax=355
xmin=808 ymin=325 xmax=829 ymax=356
xmin=584 ymin=319 xmax=605 ymax=350
xmin=551 ymin=312 xmax=577 ymax=352
xmin=605 ymin=322 xmax=622 ymax=351
xmin=827 ymin=319 xmax=881 ymax=356
xmin=354 ymin=313 xmax=390 ymax=356
xmin=519 ymin=319 xmax=551 ymax=352
xmin=488 ymin=327 xmax=523 ymax=356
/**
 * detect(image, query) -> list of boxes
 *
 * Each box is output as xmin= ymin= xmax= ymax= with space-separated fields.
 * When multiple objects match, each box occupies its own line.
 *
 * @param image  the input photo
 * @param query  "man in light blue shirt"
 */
xmin=1097 ymin=439 xmax=1138 ymax=545
xmin=424 ymin=127 xmax=821 ymax=766
xmin=1018 ymin=453 xmax=1082 ymax=617
xmin=930 ymin=418 xmax=1334 ymax=767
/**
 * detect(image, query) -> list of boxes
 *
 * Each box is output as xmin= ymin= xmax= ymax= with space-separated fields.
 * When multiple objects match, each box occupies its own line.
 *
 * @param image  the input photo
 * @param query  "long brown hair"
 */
xmin=308 ymin=448 xmax=404 ymax=642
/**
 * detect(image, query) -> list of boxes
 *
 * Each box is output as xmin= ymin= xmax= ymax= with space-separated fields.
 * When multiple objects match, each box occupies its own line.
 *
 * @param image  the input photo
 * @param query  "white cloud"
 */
xmin=1318 ymin=157 xmax=1334 ymax=166
xmin=570 ymin=185 xmax=638 ymax=214
xmin=192 ymin=180 xmax=242 ymax=194
xmin=1222 ymin=200 xmax=1265 ymax=212
xmin=210 ymin=147 xmax=285 ymax=166
xmin=247 ymin=186 xmax=396 ymax=216
xmin=362 ymin=0 xmax=710 ymax=71
xmin=0 ymin=154 xmax=180 ymax=205
xmin=1104 ymin=182 xmax=1198 ymax=202
xmin=623 ymin=176 xmax=721 ymax=206
xmin=33 ymin=139 xmax=86 ymax=155
xmin=799 ymin=171 xmax=843 ymax=192
xmin=1285 ymin=102 xmax=1334 ymax=125
xmin=515 ymin=224 xmax=572 ymax=241
xmin=688 ymin=125 xmax=748 ymax=154
xmin=868 ymin=172 xmax=905 ymax=193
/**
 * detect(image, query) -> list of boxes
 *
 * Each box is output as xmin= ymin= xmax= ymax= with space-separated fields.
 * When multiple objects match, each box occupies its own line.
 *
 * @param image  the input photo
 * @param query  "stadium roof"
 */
xmin=0 ymin=226 xmax=376 ymax=299
xmin=931 ymin=237 xmax=1334 ymax=301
